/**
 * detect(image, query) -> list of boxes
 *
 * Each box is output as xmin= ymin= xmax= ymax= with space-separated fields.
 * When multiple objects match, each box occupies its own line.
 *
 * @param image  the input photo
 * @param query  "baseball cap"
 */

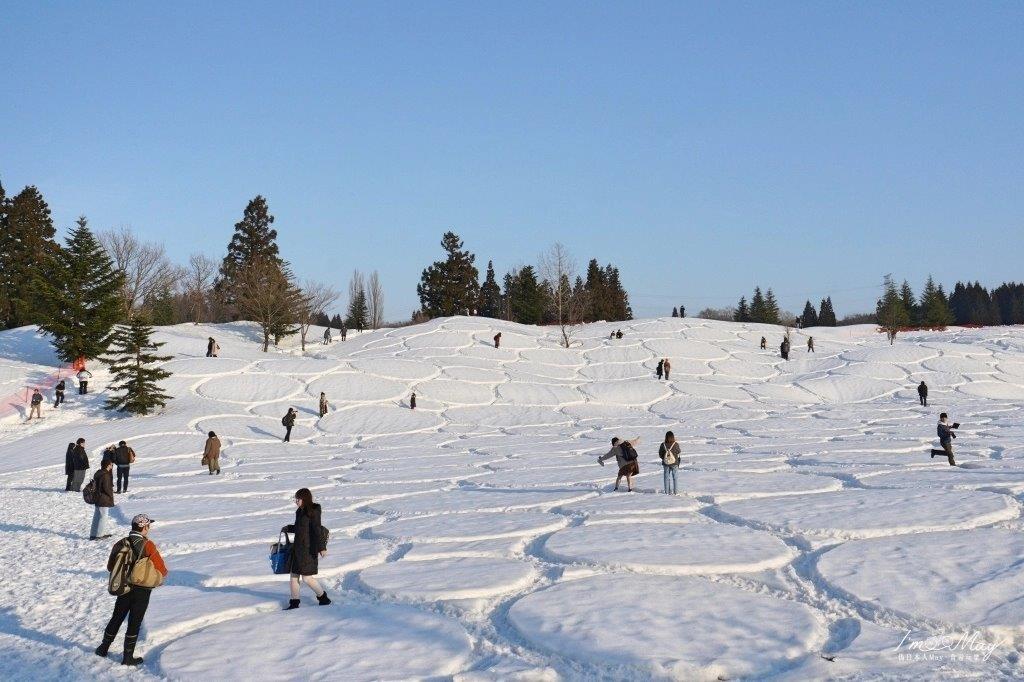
xmin=132 ymin=514 xmax=155 ymax=527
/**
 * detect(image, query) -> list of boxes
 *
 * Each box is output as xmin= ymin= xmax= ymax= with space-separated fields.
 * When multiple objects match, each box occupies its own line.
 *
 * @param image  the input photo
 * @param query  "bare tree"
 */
xmin=183 ymin=253 xmax=217 ymax=324
xmin=367 ymin=271 xmax=384 ymax=329
xmin=99 ymin=227 xmax=178 ymax=318
xmin=296 ymin=280 xmax=340 ymax=351
xmin=234 ymin=258 xmax=302 ymax=352
xmin=540 ymin=243 xmax=587 ymax=348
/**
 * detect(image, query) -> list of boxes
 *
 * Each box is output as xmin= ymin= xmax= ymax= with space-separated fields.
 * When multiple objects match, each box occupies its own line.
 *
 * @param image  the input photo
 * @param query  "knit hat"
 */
xmin=131 ymin=514 xmax=155 ymax=527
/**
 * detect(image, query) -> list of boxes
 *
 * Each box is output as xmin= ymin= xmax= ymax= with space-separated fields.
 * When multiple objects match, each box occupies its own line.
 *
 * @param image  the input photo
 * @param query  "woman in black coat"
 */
xmin=282 ymin=488 xmax=330 ymax=609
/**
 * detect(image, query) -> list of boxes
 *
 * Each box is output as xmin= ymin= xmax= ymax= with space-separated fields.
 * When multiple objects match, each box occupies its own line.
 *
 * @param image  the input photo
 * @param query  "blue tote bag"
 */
xmin=270 ymin=532 xmax=292 ymax=575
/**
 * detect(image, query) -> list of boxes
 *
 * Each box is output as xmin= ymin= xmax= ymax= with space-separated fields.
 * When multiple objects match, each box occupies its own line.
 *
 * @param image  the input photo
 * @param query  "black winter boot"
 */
xmin=95 ymin=632 xmax=115 ymax=657
xmin=317 ymin=591 xmax=331 ymax=606
xmin=122 ymin=636 xmax=143 ymax=666
xmin=285 ymin=599 xmax=300 ymax=610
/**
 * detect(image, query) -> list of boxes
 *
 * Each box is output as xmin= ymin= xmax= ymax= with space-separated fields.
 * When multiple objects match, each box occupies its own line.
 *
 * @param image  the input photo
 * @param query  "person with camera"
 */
xmin=930 ymin=413 xmax=959 ymax=466
xmin=597 ymin=436 xmax=641 ymax=492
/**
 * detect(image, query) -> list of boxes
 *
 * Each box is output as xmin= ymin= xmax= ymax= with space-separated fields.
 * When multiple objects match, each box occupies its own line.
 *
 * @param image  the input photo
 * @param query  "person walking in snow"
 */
xmin=206 ymin=337 xmax=219 ymax=357
xmin=931 ymin=413 xmax=959 ymax=466
xmin=760 ymin=336 xmax=767 ymax=350
xmin=780 ymin=338 xmax=790 ymax=360
xmin=54 ymin=379 xmax=66 ymax=407
xmin=597 ymin=436 xmax=641 ymax=492
xmin=807 ymin=336 xmax=815 ymax=353
xmin=113 ymin=440 xmax=136 ymax=494
xmin=655 ymin=359 xmax=664 ymax=380
xmin=659 ymin=431 xmax=682 ymax=495
xmin=917 ymin=381 xmax=928 ymax=407
xmin=323 ymin=328 xmax=331 ymax=345
xmin=282 ymin=408 xmax=297 ymax=442
xmin=410 ymin=392 xmax=417 ymax=410
xmin=90 ymin=458 xmax=116 ymax=540
xmin=493 ymin=332 xmax=502 ymax=349
xmin=318 ymin=392 xmax=329 ymax=418
xmin=77 ymin=368 xmax=93 ymax=395
xmin=68 ymin=438 xmax=89 ymax=492
xmin=94 ymin=514 xmax=168 ymax=667
xmin=663 ymin=358 xmax=672 ymax=380
xmin=27 ymin=388 xmax=43 ymax=420
xmin=340 ymin=323 xmax=347 ymax=342
xmin=201 ymin=431 xmax=221 ymax=475
xmin=281 ymin=488 xmax=331 ymax=609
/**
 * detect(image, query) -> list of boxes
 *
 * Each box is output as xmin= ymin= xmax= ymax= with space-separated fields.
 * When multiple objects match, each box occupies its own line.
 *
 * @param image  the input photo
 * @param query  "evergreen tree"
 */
xmin=416 ymin=231 xmax=480 ymax=318
xmin=749 ymin=287 xmax=767 ymax=323
xmin=478 ymin=260 xmax=503 ymax=318
xmin=800 ymin=300 xmax=818 ymax=327
xmin=992 ymin=282 xmax=1024 ymax=325
xmin=330 ymin=313 xmax=344 ymax=329
xmin=507 ymin=266 xmax=546 ymax=324
xmin=877 ymin=274 xmax=910 ymax=337
xmin=605 ymin=265 xmax=632 ymax=320
xmin=900 ymin=280 xmax=918 ymax=325
xmin=763 ymin=289 xmax=780 ymax=324
xmin=143 ymin=286 xmax=177 ymax=326
xmin=583 ymin=259 xmax=608 ymax=322
xmin=734 ymin=296 xmax=750 ymax=322
xmin=36 ymin=217 xmax=124 ymax=363
xmin=102 ymin=317 xmax=172 ymax=414
xmin=346 ymin=284 xmax=369 ymax=331
xmin=671 ymin=307 xmax=678 ymax=317
xmin=314 ymin=311 xmax=331 ymax=327
xmin=0 ymin=185 xmax=61 ymax=328
xmin=817 ymin=297 xmax=837 ymax=326
xmin=920 ymin=275 xmax=953 ymax=328
xmin=219 ymin=196 xmax=281 ymax=289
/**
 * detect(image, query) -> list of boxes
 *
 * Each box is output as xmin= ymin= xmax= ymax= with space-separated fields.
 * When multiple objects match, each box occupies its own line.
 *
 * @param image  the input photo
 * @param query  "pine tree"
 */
xmin=763 ymin=289 xmax=780 ymax=325
xmin=330 ymin=313 xmax=344 ymax=329
xmin=817 ymin=297 xmax=837 ymax=326
xmin=478 ymin=260 xmax=503 ymax=318
xmin=217 ymin=196 xmax=282 ymax=314
xmin=1 ymin=185 xmax=61 ymax=328
xmin=507 ymin=266 xmax=546 ymax=324
xmin=900 ymin=280 xmax=918 ymax=325
xmin=583 ymin=259 xmax=607 ymax=322
xmin=605 ymin=266 xmax=632 ymax=320
xmin=734 ymin=297 xmax=750 ymax=322
xmin=877 ymin=274 xmax=910 ymax=338
xmin=346 ymin=285 xmax=369 ymax=331
xmin=920 ymin=275 xmax=953 ymax=328
xmin=749 ymin=288 xmax=767 ymax=323
xmin=800 ymin=300 xmax=818 ymax=327
xmin=416 ymin=231 xmax=480 ymax=318
xmin=671 ymin=307 xmax=678 ymax=317
xmin=102 ymin=317 xmax=172 ymax=414
xmin=143 ymin=286 xmax=177 ymax=326
xmin=36 ymin=217 xmax=125 ymax=363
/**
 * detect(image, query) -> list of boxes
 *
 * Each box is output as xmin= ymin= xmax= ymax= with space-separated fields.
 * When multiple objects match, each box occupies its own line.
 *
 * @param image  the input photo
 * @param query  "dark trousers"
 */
xmin=54 ymin=391 xmax=64 ymax=407
xmin=103 ymin=588 xmax=151 ymax=647
xmin=931 ymin=442 xmax=955 ymax=465
xmin=79 ymin=382 xmax=88 ymax=395
xmin=65 ymin=473 xmax=74 ymax=491
xmin=284 ymin=425 xmax=292 ymax=442
xmin=116 ymin=466 xmax=130 ymax=492
xmin=919 ymin=395 xmax=927 ymax=406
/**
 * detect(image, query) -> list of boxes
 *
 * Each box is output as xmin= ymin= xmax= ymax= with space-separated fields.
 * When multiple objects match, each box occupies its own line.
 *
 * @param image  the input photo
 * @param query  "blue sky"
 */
xmin=3 ymin=2 xmax=1022 ymax=320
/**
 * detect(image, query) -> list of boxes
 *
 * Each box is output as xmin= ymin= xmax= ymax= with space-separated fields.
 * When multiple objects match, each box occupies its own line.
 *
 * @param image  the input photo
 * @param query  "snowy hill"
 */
xmin=2 ymin=317 xmax=1024 ymax=680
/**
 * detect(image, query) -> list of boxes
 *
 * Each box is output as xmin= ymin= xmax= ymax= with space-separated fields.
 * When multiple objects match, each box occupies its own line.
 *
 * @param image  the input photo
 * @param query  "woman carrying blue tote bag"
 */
xmin=270 ymin=531 xmax=292 ymax=575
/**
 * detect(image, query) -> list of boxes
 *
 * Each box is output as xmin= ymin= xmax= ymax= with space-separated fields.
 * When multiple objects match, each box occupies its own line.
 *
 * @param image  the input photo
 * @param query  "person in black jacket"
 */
xmin=90 ymin=459 xmax=115 ymax=540
xmin=282 ymin=408 xmax=297 ymax=442
xmin=65 ymin=443 xmax=77 ymax=491
xmin=282 ymin=488 xmax=330 ymax=609
xmin=113 ymin=440 xmax=135 ymax=493
xmin=917 ymin=381 xmax=928 ymax=407
xmin=54 ymin=379 xmax=66 ymax=407
xmin=655 ymin=359 xmax=664 ymax=380
xmin=68 ymin=438 xmax=90 ymax=492
xmin=931 ymin=413 xmax=958 ymax=466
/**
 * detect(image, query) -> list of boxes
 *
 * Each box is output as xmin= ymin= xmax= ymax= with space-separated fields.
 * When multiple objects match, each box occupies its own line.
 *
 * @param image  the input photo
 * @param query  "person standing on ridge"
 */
xmin=918 ymin=381 xmax=928 ymax=407
xmin=931 ymin=413 xmax=959 ymax=466
xmin=54 ymin=379 xmax=66 ymax=407
xmin=597 ymin=436 xmax=641 ymax=492
xmin=659 ymin=431 xmax=682 ymax=495
xmin=202 ymin=431 xmax=221 ymax=475
xmin=94 ymin=514 xmax=168 ymax=666
xmin=760 ymin=336 xmax=767 ymax=350
xmin=282 ymin=408 xmax=297 ymax=442
xmin=410 ymin=392 xmax=417 ymax=410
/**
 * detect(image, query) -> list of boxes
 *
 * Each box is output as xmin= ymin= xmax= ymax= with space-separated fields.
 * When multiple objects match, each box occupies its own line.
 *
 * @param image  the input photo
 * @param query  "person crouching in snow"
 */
xmin=282 ymin=488 xmax=331 ymax=609
xmin=598 ymin=436 xmax=641 ymax=492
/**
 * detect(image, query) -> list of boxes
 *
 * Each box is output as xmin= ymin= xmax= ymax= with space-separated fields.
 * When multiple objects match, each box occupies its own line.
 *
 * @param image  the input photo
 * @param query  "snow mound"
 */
xmin=358 ymin=556 xmax=538 ymax=602
xmin=368 ymin=511 xmax=568 ymax=542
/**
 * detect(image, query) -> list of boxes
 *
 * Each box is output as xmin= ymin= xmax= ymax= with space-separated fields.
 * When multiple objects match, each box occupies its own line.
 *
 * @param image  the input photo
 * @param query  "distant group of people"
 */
xmin=609 ymin=329 xmax=624 ymax=339
xmin=597 ymin=431 xmax=682 ymax=494
xmin=757 ymin=335 xmax=812 ymax=360
xmin=24 ymin=370 xmax=92 ymax=422
xmin=322 ymin=324 xmax=347 ymax=344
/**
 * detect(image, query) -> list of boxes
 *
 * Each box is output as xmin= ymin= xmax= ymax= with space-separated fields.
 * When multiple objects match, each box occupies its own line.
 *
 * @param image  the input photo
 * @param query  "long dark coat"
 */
xmin=93 ymin=468 xmax=115 ymax=507
xmin=284 ymin=503 xmax=323 ymax=576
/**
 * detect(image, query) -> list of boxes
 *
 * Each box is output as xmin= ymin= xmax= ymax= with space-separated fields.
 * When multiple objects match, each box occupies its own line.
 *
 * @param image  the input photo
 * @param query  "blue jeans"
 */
xmin=662 ymin=465 xmax=678 ymax=495
xmin=90 ymin=506 xmax=109 ymax=538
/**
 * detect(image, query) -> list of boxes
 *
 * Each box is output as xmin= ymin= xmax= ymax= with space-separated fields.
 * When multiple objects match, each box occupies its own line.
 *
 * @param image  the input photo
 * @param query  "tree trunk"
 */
xmin=263 ymin=329 xmax=270 ymax=352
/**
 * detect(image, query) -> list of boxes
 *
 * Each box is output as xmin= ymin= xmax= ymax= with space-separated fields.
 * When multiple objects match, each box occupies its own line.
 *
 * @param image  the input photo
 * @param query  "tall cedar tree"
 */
xmin=763 ymin=289 xmax=780 ymax=324
xmin=1 ymin=185 xmax=61 ymax=328
xmin=992 ymin=282 xmax=1024 ymax=325
xmin=102 ymin=318 xmax=172 ymax=414
xmin=876 ymin=275 xmax=910 ymax=335
xmin=346 ymin=285 xmax=369 ymax=331
xmin=36 ymin=217 xmax=124 ymax=362
xmin=478 ymin=260 xmax=503 ymax=318
xmin=218 ymin=196 xmax=282 ymax=313
xmin=900 ymin=280 xmax=918 ymax=325
xmin=749 ymin=288 xmax=767 ymax=323
xmin=581 ymin=259 xmax=631 ymax=322
xmin=818 ymin=297 xmax=837 ymax=326
xmin=416 ymin=232 xmax=480 ymax=318
xmin=330 ymin=313 xmax=344 ymax=329
xmin=800 ymin=300 xmax=818 ymax=327
xmin=506 ymin=266 xmax=546 ymax=324
xmin=734 ymin=297 xmax=750 ymax=322
xmin=920 ymin=276 xmax=953 ymax=328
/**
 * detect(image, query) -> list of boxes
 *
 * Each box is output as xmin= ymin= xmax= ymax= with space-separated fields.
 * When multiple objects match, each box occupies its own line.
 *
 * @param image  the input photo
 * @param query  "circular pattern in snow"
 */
xmin=508 ymin=574 xmax=824 ymax=679
xmin=358 ymin=557 xmax=538 ymax=601
xmin=795 ymin=375 xmax=899 ymax=403
xmin=818 ymin=529 xmax=1024 ymax=633
xmin=579 ymin=380 xmax=669 ymax=405
xmin=362 ymin=488 xmax=595 ymax=515
xmin=645 ymin=338 xmax=728 ymax=360
xmin=544 ymin=520 xmax=796 ymax=574
xmin=717 ymin=488 xmax=1017 ymax=540
xmin=404 ymin=330 xmax=473 ymax=349
xmin=160 ymin=357 xmax=250 ymax=376
xmin=349 ymin=357 xmax=437 ymax=381
xmin=497 ymin=383 xmax=581 ymax=405
xmin=842 ymin=345 xmax=937 ymax=364
xmin=556 ymin=492 xmax=702 ymax=516
xmin=415 ymin=379 xmax=494 ymax=405
xmin=958 ymin=380 xmax=1024 ymax=400
xmin=198 ymin=374 xmax=305 ymax=403
xmin=319 ymin=405 xmax=442 ymax=436
xmin=921 ymin=356 xmax=995 ymax=375
xmin=370 ymin=511 xmax=568 ymax=542
xmin=255 ymin=357 xmax=341 ymax=374
xmin=445 ymin=405 xmax=572 ymax=428
xmin=678 ymin=471 xmax=841 ymax=502
xmin=158 ymin=602 xmax=472 ymax=679
xmin=307 ymin=373 xmax=407 ymax=402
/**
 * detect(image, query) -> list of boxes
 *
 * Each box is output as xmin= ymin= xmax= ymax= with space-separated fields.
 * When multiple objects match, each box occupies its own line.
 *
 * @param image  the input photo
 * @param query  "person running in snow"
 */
xmin=410 ymin=392 xmax=417 ymax=410
xmin=54 ymin=379 xmax=66 ymax=407
xmin=655 ymin=359 xmax=664 ymax=380
xmin=27 ymin=389 xmax=43 ymax=420
xmin=318 ymin=392 xmax=329 ymax=418
xmin=931 ymin=413 xmax=959 ymax=466
xmin=282 ymin=408 xmax=297 ymax=442
xmin=206 ymin=337 xmax=219 ymax=357
xmin=90 ymin=458 xmax=115 ymax=540
xmin=113 ymin=440 xmax=136 ymax=493
xmin=323 ymin=327 xmax=331 ymax=345
xmin=77 ymin=368 xmax=93 ymax=394
xmin=68 ymin=438 xmax=89 ymax=492
xmin=917 ymin=380 xmax=928 ymax=407
xmin=202 ymin=431 xmax=221 ymax=474
xmin=95 ymin=514 xmax=168 ymax=667
xmin=281 ymin=488 xmax=331 ymax=609
xmin=659 ymin=431 xmax=682 ymax=495
xmin=597 ymin=436 xmax=641 ymax=492
xmin=663 ymin=358 xmax=672 ymax=380
xmin=493 ymin=332 xmax=502 ymax=349
xmin=760 ymin=336 xmax=767 ymax=350
xmin=807 ymin=336 xmax=815 ymax=353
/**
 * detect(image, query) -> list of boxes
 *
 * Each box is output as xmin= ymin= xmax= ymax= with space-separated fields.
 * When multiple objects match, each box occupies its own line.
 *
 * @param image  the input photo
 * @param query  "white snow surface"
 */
xmin=2 ymin=318 xmax=1024 ymax=680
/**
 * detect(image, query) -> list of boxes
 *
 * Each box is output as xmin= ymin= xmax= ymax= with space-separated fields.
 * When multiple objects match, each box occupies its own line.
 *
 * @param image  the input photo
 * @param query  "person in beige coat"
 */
xmin=597 ymin=436 xmax=641 ymax=492
xmin=318 ymin=392 xmax=329 ymax=418
xmin=202 ymin=431 xmax=221 ymax=475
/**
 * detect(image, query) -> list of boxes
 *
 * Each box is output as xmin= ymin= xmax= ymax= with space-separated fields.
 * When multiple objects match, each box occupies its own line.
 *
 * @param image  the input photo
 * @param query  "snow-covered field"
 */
xmin=2 ymin=317 xmax=1024 ymax=680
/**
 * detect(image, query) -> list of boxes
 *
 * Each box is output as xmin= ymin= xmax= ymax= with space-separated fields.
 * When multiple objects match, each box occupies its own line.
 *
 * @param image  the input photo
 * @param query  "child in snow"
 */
xmin=597 ymin=436 xmax=641 ymax=492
